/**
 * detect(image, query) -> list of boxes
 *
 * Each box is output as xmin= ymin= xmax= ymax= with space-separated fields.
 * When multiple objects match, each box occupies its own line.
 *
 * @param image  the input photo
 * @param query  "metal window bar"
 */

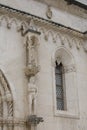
xmin=55 ymin=62 xmax=64 ymax=110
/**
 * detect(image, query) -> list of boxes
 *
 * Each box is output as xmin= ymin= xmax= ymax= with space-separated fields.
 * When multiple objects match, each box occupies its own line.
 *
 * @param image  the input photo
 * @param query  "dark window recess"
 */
xmin=55 ymin=61 xmax=64 ymax=110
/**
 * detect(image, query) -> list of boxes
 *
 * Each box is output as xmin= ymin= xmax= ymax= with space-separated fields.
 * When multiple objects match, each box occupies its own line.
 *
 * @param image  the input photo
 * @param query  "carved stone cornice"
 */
xmin=0 ymin=14 xmax=86 ymax=52
xmin=0 ymin=4 xmax=86 ymax=53
xmin=0 ymin=4 xmax=86 ymax=40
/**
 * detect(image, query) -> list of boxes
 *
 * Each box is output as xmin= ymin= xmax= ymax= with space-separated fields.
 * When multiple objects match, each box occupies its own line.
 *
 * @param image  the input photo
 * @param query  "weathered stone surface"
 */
xmin=0 ymin=0 xmax=86 ymax=130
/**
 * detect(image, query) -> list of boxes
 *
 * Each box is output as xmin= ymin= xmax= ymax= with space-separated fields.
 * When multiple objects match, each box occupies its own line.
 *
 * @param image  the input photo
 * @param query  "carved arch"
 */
xmin=21 ymin=21 xmax=28 ymax=28
xmin=55 ymin=47 xmax=75 ymax=66
xmin=0 ymin=69 xmax=14 ymax=128
xmin=52 ymin=47 xmax=75 ymax=67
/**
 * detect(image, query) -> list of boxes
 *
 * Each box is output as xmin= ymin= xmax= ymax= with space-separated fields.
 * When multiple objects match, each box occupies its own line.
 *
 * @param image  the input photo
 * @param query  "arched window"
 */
xmin=55 ymin=61 xmax=64 ymax=110
xmin=52 ymin=47 xmax=79 ymax=118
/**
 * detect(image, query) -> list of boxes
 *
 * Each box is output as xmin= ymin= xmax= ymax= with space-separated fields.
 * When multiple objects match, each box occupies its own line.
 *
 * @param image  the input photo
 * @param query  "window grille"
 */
xmin=55 ymin=61 xmax=64 ymax=110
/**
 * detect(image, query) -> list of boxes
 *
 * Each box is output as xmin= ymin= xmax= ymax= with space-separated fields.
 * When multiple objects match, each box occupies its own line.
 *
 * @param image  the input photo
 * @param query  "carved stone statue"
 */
xmin=26 ymin=35 xmax=38 ymax=66
xmin=28 ymin=77 xmax=37 ymax=115
xmin=25 ymin=35 xmax=39 ymax=77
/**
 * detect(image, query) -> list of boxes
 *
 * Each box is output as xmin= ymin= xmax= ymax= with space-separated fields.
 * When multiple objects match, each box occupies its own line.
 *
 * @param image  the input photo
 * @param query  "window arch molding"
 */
xmin=52 ymin=47 xmax=79 ymax=118
xmin=54 ymin=47 xmax=75 ymax=67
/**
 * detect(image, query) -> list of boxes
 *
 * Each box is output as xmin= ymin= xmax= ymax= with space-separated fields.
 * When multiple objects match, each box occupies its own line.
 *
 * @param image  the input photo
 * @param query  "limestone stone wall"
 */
xmin=0 ymin=0 xmax=86 ymax=130
xmin=37 ymin=33 xmax=87 ymax=130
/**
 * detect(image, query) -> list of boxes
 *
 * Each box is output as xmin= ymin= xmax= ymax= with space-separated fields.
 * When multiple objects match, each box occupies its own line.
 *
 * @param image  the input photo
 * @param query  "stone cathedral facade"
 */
xmin=0 ymin=0 xmax=87 ymax=130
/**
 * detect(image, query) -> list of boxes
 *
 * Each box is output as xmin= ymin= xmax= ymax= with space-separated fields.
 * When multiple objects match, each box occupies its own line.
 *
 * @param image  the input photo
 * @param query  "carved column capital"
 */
xmin=24 ymin=64 xmax=40 ymax=77
xmin=63 ymin=64 xmax=76 ymax=73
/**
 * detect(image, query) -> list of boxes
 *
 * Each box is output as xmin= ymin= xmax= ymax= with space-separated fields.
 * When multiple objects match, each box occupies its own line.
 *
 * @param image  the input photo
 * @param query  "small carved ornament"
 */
xmin=27 ymin=115 xmax=44 ymax=125
xmin=46 ymin=6 xmax=52 ymax=19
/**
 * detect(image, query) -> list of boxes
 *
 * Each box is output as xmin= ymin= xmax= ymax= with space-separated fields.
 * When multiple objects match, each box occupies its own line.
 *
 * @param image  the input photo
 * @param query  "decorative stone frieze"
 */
xmin=0 ymin=118 xmax=26 ymax=126
xmin=0 ymin=5 xmax=86 ymax=40
xmin=0 ymin=8 xmax=86 ymax=53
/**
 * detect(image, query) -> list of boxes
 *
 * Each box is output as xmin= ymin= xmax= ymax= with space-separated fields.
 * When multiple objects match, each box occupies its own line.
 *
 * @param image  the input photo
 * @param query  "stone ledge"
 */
xmin=54 ymin=110 xmax=80 ymax=119
xmin=24 ymin=65 xmax=40 ymax=77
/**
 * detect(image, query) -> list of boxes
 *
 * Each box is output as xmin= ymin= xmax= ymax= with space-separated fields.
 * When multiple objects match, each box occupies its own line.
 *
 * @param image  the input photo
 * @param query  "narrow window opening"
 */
xmin=55 ymin=61 xmax=64 ymax=110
